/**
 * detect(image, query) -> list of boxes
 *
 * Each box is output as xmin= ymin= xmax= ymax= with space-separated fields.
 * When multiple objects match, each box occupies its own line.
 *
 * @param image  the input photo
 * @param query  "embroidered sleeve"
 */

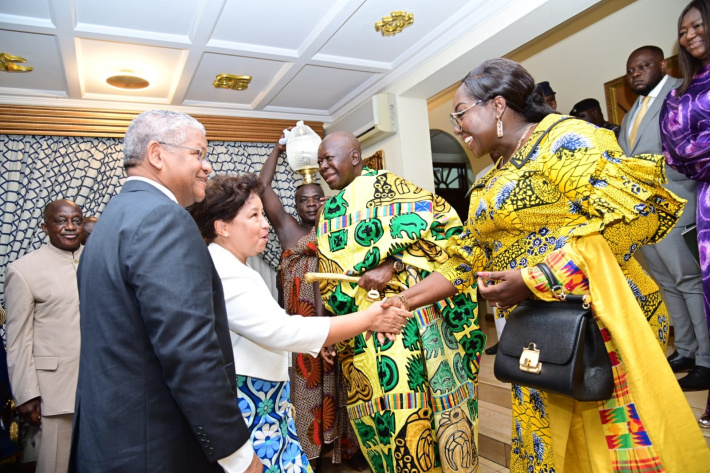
xmin=436 ymin=224 xmax=489 ymax=293
xmin=539 ymin=121 xmax=684 ymax=253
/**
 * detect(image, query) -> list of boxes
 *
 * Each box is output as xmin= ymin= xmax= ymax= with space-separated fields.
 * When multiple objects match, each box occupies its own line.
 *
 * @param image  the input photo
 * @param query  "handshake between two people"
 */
xmin=319 ymin=300 xmax=412 ymax=367
xmin=363 ymin=300 xmax=412 ymax=344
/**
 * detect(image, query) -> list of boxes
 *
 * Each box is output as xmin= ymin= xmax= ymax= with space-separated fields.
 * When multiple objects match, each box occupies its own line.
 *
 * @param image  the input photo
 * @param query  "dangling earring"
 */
xmin=496 ymin=116 xmax=503 ymax=138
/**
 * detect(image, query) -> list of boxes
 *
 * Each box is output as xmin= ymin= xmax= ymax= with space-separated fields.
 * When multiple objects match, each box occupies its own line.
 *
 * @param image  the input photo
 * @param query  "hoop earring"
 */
xmin=497 ymin=116 xmax=503 ymax=138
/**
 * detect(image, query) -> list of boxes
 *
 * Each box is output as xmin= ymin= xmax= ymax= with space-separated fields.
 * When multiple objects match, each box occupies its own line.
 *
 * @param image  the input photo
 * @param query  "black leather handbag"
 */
xmin=493 ymin=263 xmax=614 ymax=402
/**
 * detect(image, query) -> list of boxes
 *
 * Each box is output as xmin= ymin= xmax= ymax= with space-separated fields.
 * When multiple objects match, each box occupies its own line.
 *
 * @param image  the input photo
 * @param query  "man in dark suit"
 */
xmin=619 ymin=46 xmax=708 ymax=391
xmin=69 ymin=110 xmax=261 ymax=472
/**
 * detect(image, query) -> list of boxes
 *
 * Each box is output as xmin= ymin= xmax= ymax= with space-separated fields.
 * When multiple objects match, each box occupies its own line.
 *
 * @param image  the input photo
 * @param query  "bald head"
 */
xmin=629 ymin=45 xmax=665 ymax=62
xmin=43 ymin=199 xmax=80 ymax=223
xmin=317 ymin=131 xmax=363 ymax=190
xmin=323 ymin=131 xmax=361 ymax=151
xmin=42 ymin=199 xmax=84 ymax=252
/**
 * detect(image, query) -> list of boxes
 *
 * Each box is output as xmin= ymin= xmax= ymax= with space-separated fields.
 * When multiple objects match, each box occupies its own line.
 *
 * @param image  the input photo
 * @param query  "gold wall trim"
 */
xmin=364 ymin=150 xmax=384 ymax=170
xmin=0 ymin=105 xmax=324 ymax=142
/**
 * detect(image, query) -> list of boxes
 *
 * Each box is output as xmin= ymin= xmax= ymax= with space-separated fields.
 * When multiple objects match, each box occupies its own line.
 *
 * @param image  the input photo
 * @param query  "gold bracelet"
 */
xmin=396 ymin=294 xmax=411 ymax=311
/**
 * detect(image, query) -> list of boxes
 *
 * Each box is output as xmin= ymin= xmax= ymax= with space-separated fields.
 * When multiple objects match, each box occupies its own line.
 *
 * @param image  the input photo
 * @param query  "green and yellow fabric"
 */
xmin=317 ymin=168 xmax=485 ymax=473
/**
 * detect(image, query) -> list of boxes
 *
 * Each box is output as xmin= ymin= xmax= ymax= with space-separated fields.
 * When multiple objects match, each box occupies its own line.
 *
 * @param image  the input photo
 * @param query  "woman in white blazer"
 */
xmin=190 ymin=174 xmax=410 ymax=473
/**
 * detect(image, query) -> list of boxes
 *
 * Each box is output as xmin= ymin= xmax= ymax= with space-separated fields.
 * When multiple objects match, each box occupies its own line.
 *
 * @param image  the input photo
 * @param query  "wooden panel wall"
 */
xmin=0 ymin=105 xmax=324 ymax=141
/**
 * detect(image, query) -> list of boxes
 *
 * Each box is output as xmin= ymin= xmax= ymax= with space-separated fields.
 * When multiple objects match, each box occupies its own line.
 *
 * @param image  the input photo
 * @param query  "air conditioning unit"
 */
xmin=326 ymin=93 xmax=397 ymax=148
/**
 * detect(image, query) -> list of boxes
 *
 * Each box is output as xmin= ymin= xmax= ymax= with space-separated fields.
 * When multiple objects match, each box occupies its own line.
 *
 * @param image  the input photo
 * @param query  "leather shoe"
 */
xmin=667 ymin=350 xmax=695 ymax=373
xmin=485 ymin=343 xmax=498 ymax=355
xmin=678 ymin=366 xmax=710 ymax=391
xmin=699 ymin=412 xmax=710 ymax=429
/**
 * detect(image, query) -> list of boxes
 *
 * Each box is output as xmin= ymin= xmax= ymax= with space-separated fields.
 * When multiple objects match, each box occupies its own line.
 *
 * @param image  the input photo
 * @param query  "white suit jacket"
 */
xmin=208 ymin=243 xmax=328 ymax=382
xmin=5 ymin=243 xmax=82 ymax=415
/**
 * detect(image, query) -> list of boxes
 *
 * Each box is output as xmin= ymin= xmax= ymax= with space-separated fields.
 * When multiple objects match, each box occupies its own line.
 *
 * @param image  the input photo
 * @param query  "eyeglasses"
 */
xmin=158 ymin=142 xmax=209 ymax=163
xmin=450 ymin=99 xmax=486 ymax=131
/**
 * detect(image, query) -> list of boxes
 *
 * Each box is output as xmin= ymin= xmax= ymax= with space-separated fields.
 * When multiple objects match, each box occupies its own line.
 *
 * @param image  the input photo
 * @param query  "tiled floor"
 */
xmin=480 ymin=456 xmax=510 ymax=473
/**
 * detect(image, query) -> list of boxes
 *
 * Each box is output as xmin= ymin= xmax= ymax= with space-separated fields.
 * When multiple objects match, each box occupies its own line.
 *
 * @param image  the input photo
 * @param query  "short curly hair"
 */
xmin=189 ymin=174 xmax=263 ymax=244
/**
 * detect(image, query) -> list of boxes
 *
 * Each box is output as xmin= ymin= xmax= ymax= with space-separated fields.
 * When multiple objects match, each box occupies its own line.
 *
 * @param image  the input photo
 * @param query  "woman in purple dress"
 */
xmin=660 ymin=0 xmax=710 ymax=427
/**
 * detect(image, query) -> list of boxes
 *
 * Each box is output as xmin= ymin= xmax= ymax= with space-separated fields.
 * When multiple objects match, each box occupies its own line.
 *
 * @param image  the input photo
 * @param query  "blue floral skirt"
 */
xmin=237 ymin=375 xmax=313 ymax=473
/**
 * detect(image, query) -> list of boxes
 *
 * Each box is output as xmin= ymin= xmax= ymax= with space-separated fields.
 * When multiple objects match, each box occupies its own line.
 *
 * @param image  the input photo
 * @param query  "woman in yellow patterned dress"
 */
xmin=382 ymin=59 xmax=710 ymax=472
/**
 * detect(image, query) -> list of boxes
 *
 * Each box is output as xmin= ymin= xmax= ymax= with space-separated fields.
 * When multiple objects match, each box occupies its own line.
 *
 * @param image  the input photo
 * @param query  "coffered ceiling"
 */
xmin=0 ymin=0 xmax=598 ymax=124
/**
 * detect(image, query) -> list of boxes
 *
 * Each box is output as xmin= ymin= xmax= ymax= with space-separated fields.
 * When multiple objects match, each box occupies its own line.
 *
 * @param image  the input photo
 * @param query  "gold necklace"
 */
xmin=498 ymin=123 xmax=536 ymax=169
xmin=512 ymin=123 xmax=536 ymax=155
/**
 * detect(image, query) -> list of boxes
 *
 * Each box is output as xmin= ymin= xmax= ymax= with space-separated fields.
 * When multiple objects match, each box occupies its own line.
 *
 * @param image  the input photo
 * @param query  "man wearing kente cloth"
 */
xmin=315 ymin=131 xmax=485 ymax=473
xmin=258 ymin=133 xmax=362 ymax=471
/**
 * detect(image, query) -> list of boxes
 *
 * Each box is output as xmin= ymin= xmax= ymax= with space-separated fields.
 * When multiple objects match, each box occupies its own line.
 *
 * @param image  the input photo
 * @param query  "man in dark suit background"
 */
xmin=569 ymin=98 xmax=621 ymax=138
xmin=619 ymin=46 xmax=708 ymax=391
xmin=69 ymin=110 xmax=261 ymax=472
xmin=536 ymin=81 xmax=557 ymax=110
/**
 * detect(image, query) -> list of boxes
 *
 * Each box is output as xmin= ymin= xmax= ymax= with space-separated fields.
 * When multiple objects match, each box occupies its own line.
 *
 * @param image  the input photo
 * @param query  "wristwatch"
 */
xmin=393 ymin=259 xmax=405 ymax=272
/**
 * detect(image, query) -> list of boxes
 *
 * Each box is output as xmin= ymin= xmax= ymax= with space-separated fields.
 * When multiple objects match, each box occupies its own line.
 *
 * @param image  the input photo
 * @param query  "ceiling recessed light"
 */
xmin=106 ymin=72 xmax=150 ymax=90
xmin=214 ymin=74 xmax=252 ymax=91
